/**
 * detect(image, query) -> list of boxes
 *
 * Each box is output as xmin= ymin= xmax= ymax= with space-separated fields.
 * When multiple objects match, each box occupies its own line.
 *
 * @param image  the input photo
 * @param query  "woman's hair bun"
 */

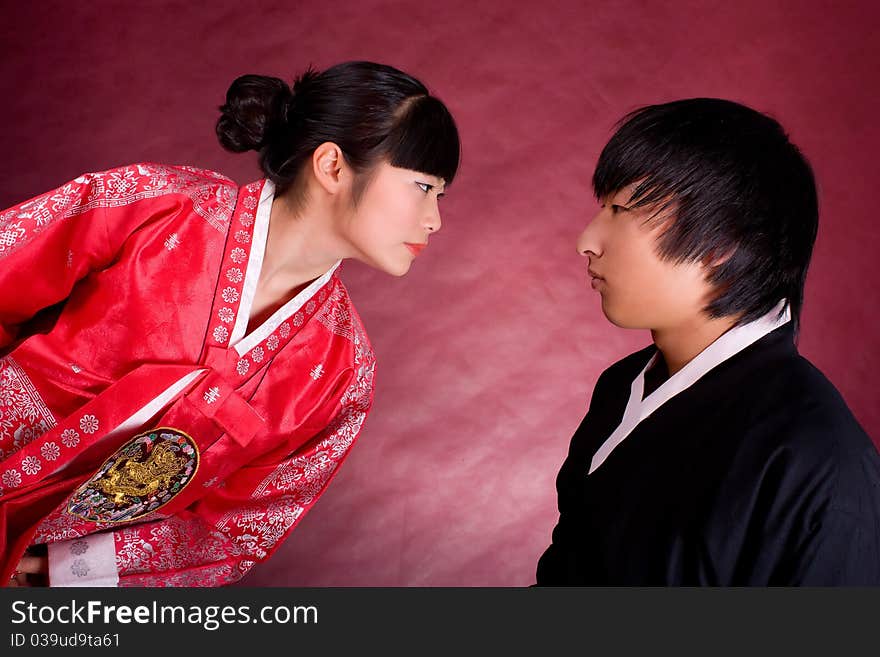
xmin=213 ymin=62 xmax=459 ymax=194
xmin=216 ymin=74 xmax=293 ymax=152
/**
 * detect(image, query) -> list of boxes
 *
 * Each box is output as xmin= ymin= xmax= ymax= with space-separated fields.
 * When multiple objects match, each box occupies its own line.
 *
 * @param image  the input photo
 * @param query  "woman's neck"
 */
xmin=260 ymin=194 xmax=347 ymax=288
xmin=246 ymin=194 xmax=348 ymax=328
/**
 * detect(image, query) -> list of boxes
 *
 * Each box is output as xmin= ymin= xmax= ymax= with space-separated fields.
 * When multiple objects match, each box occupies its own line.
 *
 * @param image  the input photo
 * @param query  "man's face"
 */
xmin=576 ymin=185 xmax=716 ymax=332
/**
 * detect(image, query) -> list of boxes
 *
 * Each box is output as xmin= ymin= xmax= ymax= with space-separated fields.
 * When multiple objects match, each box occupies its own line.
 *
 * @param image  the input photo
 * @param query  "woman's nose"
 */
xmin=425 ymin=200 xmax=441 ymax=233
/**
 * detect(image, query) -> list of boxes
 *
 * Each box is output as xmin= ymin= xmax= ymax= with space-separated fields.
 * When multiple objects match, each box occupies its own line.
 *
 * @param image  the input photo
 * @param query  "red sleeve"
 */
xmin=0 ymin=164 xmax=235 ymax=349
xmin=0 ymin=172 xmax=117 ymax=348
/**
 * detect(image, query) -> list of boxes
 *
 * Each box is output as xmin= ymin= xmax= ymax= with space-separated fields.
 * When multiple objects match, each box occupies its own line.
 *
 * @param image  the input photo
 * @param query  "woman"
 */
xmin=0 ymin=61 xmax=460 ymax=586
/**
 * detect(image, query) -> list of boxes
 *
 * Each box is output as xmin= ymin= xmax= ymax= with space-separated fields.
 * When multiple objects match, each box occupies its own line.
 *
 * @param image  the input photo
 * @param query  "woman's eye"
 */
xmin=416 ymin=182 xmax=433 ymax=194
xmin=610 ymin=204 xmax=626 ymax=214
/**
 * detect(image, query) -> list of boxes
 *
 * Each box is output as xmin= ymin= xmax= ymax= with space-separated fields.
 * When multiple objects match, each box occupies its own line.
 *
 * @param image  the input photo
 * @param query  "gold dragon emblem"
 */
xmin=96 ymin=440 xmax=187 ymax=504
xmin=68 ymin=427 xmax=199 ymax=523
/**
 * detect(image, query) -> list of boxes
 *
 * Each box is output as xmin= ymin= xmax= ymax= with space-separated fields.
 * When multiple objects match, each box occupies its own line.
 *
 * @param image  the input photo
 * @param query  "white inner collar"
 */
xmin=230 ymin=180 xmax=341 ymax=355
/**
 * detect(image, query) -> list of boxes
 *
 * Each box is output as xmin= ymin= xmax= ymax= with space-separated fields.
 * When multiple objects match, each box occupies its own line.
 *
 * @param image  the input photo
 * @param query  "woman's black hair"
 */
xmin=592 ymin=98 xmax=819 ymax=334
xmin=216 ymin=61 xmax=460 ymax=200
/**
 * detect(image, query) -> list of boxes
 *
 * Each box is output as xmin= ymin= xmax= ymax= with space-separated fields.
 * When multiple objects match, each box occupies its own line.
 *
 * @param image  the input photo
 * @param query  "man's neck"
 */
xmin=651 ymin=314 xmax=740 ymax=377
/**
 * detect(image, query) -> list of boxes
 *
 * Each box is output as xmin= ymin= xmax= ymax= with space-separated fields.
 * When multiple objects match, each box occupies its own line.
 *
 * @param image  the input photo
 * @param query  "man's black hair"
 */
xmin=593 ymin=98 xmax=818 ymax=333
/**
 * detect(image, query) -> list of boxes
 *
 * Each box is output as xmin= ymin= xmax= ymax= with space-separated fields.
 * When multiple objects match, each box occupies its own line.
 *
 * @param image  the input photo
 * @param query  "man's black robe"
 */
xmin=537 ymin=325 xmax=880 ymax=585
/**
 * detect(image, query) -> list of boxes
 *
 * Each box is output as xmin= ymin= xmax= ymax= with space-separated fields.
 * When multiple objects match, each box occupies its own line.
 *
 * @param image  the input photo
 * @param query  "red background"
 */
xmin=1 ymin=1 xmax=877 ymax=586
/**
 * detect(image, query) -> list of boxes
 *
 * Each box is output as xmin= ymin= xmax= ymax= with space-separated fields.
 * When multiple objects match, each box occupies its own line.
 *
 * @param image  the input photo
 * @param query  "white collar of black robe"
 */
xmin=588 ymin=300 xmax=791 ymax=475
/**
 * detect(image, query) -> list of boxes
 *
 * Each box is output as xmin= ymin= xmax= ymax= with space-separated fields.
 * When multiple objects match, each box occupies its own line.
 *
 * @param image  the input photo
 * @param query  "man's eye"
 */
xmin=610 ymin=204 xmax=627 ymax=214
xmin=416 ymin=182 xmax=433 ymax=193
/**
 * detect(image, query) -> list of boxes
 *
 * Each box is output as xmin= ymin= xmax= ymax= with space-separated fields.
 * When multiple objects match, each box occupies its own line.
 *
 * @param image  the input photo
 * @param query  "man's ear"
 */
xmin=311 ymin=141 xmax=348 ymax=194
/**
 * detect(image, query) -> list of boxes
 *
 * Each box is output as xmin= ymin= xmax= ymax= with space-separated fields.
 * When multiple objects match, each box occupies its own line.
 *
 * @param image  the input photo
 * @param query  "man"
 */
xmin=536 ymin=98 xmax=880 ymax=585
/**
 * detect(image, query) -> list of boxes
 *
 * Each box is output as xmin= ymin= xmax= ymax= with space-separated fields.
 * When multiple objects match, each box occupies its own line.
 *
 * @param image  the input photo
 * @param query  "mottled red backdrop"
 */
xmin=1 ymin=1 xmax=877 ymax=586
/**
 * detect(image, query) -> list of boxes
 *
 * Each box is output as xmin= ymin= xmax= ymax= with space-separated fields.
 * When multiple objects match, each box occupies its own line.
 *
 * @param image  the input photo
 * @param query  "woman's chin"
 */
xmin=387 ymin=257 xmax=414 ymax=277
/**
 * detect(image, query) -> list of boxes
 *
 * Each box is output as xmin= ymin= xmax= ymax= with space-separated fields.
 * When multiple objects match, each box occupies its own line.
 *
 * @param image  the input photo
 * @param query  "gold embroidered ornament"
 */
xmin=68 ymin=428 xmax=199 ymax=523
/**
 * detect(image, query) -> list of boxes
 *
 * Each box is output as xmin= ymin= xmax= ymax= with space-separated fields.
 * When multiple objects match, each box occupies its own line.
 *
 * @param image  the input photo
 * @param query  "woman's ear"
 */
xmin=311 ymin=141 xmax=348 ymax=194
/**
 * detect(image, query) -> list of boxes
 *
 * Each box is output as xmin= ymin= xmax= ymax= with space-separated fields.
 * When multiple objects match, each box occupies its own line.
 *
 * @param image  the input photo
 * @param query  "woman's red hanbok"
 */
xmin=0 ymin=163 xmax=375 ymax=586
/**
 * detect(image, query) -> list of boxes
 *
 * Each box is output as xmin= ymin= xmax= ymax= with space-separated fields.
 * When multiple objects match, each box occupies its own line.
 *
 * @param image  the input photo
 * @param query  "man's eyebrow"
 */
xmin=604 ymin=185 xmax=638 ymax=206
xmin=622 ymin=182 xmax=647 ymax=204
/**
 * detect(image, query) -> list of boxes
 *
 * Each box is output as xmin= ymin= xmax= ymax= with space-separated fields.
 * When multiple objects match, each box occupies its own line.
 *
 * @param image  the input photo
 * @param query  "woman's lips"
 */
xmin=405 ymin=243 xmax=427 ymax=256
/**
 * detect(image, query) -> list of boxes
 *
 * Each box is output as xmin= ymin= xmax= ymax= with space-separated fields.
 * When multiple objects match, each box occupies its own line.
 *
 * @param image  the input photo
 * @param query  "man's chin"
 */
xmin=601 ymin=302 xmax=645 ymax=330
